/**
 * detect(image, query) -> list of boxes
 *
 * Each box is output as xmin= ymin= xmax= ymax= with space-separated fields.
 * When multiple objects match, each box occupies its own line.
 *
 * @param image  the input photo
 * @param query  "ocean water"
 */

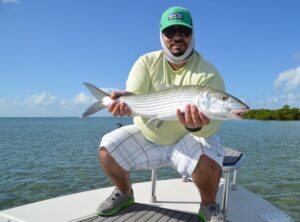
xmin=0 ymin=118 xmax=299 ymax=221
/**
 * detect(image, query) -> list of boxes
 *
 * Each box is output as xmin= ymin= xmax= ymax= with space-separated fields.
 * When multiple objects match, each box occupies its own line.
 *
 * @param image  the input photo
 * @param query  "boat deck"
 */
xmin=77 ymin=203 xmax=200 ymax=222
xmin=0 ymin=178 xmax=293 ymax=222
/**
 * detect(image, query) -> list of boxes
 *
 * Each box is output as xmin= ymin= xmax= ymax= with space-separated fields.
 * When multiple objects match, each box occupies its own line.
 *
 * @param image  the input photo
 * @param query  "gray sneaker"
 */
xmin=96 ymin=188 xmax=134 ymax=216
xmin=198 ymin=203 xmax=225 ymax=222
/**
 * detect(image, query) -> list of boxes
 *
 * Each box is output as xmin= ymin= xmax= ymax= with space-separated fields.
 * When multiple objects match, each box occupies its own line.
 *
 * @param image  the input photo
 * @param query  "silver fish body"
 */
xmin=82 ymin=83 xmax=249 ymax=122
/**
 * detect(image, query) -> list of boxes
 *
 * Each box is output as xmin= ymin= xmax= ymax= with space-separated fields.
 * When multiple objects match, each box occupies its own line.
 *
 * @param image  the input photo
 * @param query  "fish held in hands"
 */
xmin=81 ymin=82 xmax=249 ymax=127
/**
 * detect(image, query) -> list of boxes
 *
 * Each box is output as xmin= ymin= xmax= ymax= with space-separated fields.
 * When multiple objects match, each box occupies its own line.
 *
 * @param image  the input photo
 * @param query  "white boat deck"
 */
xmin=0 ymin=178 xmax=294 ymax=222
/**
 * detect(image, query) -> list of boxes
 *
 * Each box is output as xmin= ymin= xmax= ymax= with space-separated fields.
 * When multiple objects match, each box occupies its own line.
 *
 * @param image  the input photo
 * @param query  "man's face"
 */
xmin=162 ymin=25 xmax=192 ymax=56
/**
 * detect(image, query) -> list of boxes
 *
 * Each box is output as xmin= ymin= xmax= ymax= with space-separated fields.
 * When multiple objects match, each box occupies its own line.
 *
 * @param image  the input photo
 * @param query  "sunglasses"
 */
xmin=163 ymin=26 xmax=192 ymax=38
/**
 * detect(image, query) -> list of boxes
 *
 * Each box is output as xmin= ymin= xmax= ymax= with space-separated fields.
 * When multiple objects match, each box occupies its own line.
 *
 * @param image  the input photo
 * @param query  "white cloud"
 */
xmin=16 ymin=91 xmax=95 ymax=107
xmin=269 ymin=94 xmax=297 ymax=105
xmin=72 ymin=92 xmax=95 ymax=105
xmin=60 ymin=99 xmax=67 ymax=106
xmin=1 ymin=0 xmax=20 ymax=4
xmin=0 ymin=90 xmax=110 ymax=117
xmin=26 ymin=92 xmax=57 ymax=106
xmin=248 ymin=92 xmax=300 ymax=109
xmin=274 ymin=66 xmax=300 ymax=91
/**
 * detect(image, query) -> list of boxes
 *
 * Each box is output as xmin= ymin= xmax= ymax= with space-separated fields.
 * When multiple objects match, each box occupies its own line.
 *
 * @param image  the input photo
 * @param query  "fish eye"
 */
xmin=220 ymin=95 xmax=228 ymax=101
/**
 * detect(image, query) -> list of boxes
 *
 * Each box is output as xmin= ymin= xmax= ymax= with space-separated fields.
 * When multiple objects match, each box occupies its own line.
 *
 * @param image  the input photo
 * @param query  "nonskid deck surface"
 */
xmin=76 ymin=203 xmax=201 ymax=222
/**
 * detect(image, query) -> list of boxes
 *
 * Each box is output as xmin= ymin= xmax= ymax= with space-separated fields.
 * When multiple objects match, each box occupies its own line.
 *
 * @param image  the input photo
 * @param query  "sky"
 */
xmin=0 ymin=0 xmax=300 ymax=117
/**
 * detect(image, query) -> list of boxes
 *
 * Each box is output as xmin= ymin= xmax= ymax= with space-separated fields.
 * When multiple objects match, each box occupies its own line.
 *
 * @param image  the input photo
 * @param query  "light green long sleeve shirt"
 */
xmin=126 ymin=50 xmax=225 ymax=145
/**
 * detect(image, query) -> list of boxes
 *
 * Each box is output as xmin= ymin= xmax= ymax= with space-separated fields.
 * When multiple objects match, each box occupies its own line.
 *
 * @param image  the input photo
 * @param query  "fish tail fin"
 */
xmin=81 ymin=82 xmax=112 ymax=118
xmin=83 ymin=82 xmax=110 ymax=100
xmin=81 ymin=101 xmax=106 ymax=118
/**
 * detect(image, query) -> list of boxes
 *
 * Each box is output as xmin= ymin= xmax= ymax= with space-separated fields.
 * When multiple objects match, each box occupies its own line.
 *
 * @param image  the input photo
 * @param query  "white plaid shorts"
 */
xmin=100 ymin=125 xmax=224 ymax=177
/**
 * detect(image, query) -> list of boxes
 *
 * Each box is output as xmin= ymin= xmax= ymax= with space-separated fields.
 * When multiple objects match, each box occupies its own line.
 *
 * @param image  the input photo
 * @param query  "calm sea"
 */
xmin=0 ymin=118 xmax=299 ymax=221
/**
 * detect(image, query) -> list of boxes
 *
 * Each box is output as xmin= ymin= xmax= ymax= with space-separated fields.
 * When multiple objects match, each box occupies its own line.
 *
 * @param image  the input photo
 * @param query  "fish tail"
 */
xmin=81 ymin=82 xmax=111 ymax=118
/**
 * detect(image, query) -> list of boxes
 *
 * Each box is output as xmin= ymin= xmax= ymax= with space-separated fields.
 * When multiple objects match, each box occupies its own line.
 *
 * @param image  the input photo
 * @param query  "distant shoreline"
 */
xmin=243 ymin=105 xmax=300 ymax=120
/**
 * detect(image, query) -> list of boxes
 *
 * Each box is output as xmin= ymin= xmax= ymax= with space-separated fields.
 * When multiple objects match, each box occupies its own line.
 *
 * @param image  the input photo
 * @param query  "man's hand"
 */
xmin=108 ymin=91 xmax=133 ymax=116
xmin=176 ymin=105 xmax=210 ymax=129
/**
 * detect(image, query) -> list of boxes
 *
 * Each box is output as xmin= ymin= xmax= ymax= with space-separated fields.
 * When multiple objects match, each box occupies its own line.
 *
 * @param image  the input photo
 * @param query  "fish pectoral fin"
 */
xmin=146 ymin=117 xmax=164 ymax=128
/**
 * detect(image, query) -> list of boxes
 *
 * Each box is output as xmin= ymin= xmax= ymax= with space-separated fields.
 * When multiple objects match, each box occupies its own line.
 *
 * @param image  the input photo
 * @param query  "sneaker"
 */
xmin=198 ymin=203 xmax=225 ymax=222
xmin=96 ymin=188 xmax=134 ymax=216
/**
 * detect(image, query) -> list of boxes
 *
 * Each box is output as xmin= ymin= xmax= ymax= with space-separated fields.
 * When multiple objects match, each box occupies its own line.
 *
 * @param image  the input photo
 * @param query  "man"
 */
xmin=97 ymin=7 xmax=225 ymax=222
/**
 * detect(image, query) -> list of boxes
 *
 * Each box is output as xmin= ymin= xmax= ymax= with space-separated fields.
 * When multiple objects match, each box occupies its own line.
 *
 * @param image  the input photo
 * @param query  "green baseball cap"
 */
xmin=160 ymin=7 xmax=193 ymax=31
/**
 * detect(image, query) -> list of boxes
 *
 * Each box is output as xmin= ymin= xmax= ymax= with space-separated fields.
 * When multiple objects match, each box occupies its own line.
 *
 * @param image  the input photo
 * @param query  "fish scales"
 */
xmin=121 ymin=95 xmax=187 ymax=110
xmin=121 ymin=91 xmax=198 ymax=111
xmin=120 ymin=90 xmax=198 ymax=117
xmin=120 ymin=98 xmax=178 ymax=116
xmin=120 ymin=87 xmax=199 ymax=106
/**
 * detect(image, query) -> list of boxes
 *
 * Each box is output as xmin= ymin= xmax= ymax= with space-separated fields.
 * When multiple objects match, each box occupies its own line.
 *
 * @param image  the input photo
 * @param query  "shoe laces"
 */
xmin=107 ymin=188 xmax=121 ymax=201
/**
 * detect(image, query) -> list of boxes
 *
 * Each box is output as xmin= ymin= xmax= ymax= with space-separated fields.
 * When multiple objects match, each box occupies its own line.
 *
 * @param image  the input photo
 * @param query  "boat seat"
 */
xmin=150 ymin=147 xmax=246 ymax=217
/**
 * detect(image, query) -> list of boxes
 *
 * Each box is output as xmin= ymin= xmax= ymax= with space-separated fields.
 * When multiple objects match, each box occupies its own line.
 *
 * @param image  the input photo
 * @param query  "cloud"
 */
xmin=26 ymin=92 xmax=57 ymax=106
xmin=274 ymin=66 xmax=300 ymax=91
xmin=0 ymin=90 xmax=111 ymax=117
xmin=72 ymin=92 xmax=95 ymax=105
xmin=23 ymin=91 xmax=94 ymax=107
xmin=247 ymin=92 xmax=300 ymax=109
xmin=1 ymin=0 xmax=20 ymax=4
xmin=12 ymin=91 xmax=96 ymax=108
xmin=267 ymin=93 xmax=300 ymax=105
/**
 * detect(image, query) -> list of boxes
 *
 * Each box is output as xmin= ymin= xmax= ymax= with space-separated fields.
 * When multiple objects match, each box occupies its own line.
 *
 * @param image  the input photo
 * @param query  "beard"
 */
xmin=160 ymin=31 xmax=195 ymax=64
xmin=171 ymin=51 xmax=185 ymax=56
xmin=169 ymin=40 xmax=187 ymax=56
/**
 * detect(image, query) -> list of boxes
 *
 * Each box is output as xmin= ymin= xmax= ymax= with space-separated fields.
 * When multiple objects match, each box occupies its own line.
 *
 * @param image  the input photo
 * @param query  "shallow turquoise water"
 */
xmin=0 ymin=118 xmax=299 ymax=221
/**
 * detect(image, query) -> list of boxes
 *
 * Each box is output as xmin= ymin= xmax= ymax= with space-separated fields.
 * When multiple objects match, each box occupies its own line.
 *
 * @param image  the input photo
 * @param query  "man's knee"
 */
xmin=99 ymin=146 xmax=110 ymax=161
xmin=201 ymin=155 xmax=220 ymax=168
xmin=193 ymin=155 xmax=221 ymax=176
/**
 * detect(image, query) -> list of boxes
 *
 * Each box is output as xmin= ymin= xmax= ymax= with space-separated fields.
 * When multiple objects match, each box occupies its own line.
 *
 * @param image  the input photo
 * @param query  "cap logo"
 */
xmin=168 ymin=13 xmax=183 ymax=20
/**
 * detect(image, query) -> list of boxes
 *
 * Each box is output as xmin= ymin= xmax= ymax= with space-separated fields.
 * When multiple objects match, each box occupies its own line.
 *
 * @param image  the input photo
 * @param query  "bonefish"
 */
xmin=81 ymin=82 xmax=249 ymax=127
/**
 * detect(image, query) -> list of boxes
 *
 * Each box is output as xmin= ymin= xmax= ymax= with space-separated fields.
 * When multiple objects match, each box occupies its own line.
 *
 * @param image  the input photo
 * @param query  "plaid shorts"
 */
xmin=100 ymin=125 xmax=224 ymax=177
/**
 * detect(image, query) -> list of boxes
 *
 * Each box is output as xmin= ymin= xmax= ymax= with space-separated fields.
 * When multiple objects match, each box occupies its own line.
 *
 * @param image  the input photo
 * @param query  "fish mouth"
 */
xmin=231 ymin=109 xmax=249 ymax=118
